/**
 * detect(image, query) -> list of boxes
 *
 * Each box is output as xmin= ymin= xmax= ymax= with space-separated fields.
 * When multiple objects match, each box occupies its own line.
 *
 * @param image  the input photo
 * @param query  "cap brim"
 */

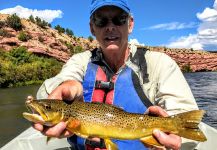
xmin=90 ymin=2 xmax=130 ymax=16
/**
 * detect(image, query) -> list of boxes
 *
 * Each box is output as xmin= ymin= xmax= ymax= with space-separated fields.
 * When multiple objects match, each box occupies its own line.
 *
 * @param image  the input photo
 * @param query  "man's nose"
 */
xmin=105 ymin=20 xmax=116 ymax=31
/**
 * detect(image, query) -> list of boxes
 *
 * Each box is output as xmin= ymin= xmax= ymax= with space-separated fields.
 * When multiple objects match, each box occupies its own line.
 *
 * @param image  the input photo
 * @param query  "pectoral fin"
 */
xmin=46 ymin=136 xmax=55 ymax=144
xmin=104 ymin=138 xmax=118 ymax=150
xmin=66 ymin=119 xmax=80 ymax=129
xmin=140 ymin=136 xmax=164 ymax=148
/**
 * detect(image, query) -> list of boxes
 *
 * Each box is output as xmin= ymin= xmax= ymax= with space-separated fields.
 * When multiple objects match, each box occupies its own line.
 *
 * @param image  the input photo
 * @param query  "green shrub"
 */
xmin=66 ymin=28 xmax=74 ymax=37
xmin=34 ymin=16 xmax=49 ymax=28
xmin=28 ymin=15 xmax=35 ymax=23
xmin=182 ymin=63 xmax=192 ymax=72
xmin=54 ymin=25 xmax=65 ymax=34
xmin=73 ymin=46 xmax=83 ymax=54
xmin=6 ymin=13 xmax=22 ymax=31
xmin=0 ymin=47 xmax=63 ymax=87
xmin=9 ymin=46 xmax=31 ymax=64
xmin=88 ymin=36 xmax=94 ymax=42
xmin=0 ymin=29 xmax=13 ymax=37
xmin=0 ymin=21 xmax=5 ymax=28
xmin=38 ymin=36 xmax=44 ymax=43
xmin=18 ymin=31 xmax=31 ymax=42
xmin=65 ymin=42 xmax=74 ymax=54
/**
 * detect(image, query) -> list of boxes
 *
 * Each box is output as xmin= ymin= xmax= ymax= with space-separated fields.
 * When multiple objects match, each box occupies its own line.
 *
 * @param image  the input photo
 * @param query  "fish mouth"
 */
xmin=24 ymin=102 xmax=48 ymax=122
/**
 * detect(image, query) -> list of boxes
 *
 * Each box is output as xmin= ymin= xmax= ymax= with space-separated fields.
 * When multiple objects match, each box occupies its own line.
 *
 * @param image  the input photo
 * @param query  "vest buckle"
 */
xmin=95 ymin=80 xmax=114 ymax=90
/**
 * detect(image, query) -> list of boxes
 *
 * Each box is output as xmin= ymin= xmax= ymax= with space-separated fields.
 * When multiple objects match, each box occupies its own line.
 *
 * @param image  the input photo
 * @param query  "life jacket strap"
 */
xmin=85 ymin=138 xmax=106 ymax=149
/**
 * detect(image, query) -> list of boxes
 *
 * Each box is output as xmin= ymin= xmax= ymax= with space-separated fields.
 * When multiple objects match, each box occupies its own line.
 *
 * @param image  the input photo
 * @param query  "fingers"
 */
xmin=33 ymin=122 xmax=73 ymax=138
xmin=153 ymin=129 xmax=181 ymax=150
xmin=87 ymin=137 xmax=101 ymax=142
xmin=42 ymin=122 xmax=67 ymax=137
xmin=48 ymin=80 xmax=83 ymax=101
xmin=146 ymin=106 xmax=168 ymax=117
xmin=146 ymin=106 xmax=181 ymax=150
xmin=32 ymin=123 xmax=44 ymax=131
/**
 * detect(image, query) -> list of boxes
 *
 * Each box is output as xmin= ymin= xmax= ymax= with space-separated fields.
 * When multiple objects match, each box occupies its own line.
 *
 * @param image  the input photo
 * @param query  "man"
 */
xmin=34 ymin=0 xmax=199 ymax=149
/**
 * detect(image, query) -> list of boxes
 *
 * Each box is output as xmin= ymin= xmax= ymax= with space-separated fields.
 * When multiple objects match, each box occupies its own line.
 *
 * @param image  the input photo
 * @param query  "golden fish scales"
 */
xmin=23 ymin=96 xmax=207 ymax=150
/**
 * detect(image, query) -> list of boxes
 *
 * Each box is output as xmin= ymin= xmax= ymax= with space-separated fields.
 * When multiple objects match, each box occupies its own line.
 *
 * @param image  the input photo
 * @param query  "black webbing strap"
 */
xmin=85 ymin=138 xmax=106 ymax=149
xmin=130 ymin=47 xmax=153 ymax=108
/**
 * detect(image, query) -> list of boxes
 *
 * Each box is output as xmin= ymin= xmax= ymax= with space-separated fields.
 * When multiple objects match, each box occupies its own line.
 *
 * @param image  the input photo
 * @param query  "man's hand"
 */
xmin=33 ymin=80 xmax=83 ymax=138
xmin=147 ymin=106 xmax=181 ymax=150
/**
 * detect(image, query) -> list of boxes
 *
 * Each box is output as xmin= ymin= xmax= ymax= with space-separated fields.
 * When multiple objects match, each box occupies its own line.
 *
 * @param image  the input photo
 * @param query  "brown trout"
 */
xmin=23 ymin=96 xmax=207 ymax=150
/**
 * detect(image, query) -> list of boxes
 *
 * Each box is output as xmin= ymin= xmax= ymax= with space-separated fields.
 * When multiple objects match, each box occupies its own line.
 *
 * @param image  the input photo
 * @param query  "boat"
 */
xmin=1 ymin=127 xmax=71 ymax=150
xmin=1 ymin=122 xmax=217 ymax=150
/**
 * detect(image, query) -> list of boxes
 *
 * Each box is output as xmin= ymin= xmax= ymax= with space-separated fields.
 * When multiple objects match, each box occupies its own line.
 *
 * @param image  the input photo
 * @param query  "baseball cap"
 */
xmin=90 ymin=0 xmax=130 ymax=16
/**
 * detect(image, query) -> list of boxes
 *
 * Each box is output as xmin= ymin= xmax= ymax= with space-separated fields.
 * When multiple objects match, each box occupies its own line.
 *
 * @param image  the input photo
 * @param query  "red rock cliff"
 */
xmin=0 ymin=14 xmax=216 ymax=72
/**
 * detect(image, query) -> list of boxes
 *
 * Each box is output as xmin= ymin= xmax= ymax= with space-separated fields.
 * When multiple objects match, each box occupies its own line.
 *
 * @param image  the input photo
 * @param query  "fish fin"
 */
xmin=66 ymin=119 xmax=81 ymax=129
xmin=104 ymin=138 xmax=118 ymax=150
xmin=66 ymin=119 xmax=90 ymax=139
xmin=140 ymin=136 xmax=164 ymax=148
xmin=174 ymin=110 xmax=207 ymax=141
xmin=104 ymin=104 xmax=124 ymax=111
xmin=46 ymin=136 xmax=55 ymax=144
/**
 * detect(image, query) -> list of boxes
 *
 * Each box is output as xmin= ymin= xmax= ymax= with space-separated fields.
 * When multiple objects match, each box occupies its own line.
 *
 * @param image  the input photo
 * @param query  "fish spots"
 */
xmin=139 ymin=116 xmax=144 ymax=120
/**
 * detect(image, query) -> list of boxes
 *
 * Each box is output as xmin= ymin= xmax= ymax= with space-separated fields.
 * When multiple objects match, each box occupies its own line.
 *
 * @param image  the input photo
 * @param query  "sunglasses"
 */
xmin=92 ymin=13 xmax=129 ymax=28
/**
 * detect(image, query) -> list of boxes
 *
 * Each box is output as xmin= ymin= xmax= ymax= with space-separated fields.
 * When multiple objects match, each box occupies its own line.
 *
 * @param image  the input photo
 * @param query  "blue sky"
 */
xmin=0 ymin=0 xmax=217 ymax=51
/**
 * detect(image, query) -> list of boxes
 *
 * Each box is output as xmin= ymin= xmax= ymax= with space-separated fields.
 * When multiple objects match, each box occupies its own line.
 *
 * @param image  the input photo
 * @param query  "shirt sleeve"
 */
xmin=147 ymin=52 xmax=198 ymax=115
xmin=146 ymin=52 xmax=200 ymax=148
xmin=36 ymin=51 xmax=91 ymax=99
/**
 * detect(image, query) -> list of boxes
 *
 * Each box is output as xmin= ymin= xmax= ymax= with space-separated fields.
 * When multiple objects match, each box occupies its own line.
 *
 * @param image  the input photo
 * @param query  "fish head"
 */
xmin=23 ymin=96 xmax=64 ymax=126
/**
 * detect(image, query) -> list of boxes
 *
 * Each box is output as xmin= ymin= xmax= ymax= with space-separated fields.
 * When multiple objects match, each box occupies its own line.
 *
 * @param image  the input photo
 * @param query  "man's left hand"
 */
xmin=147 ymin=106 xmax=181 ymax=150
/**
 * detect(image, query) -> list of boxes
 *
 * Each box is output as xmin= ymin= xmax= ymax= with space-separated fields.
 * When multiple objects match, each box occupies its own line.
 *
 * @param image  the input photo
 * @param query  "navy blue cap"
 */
xmin=90 ymin=0 xmax=130 ymax=16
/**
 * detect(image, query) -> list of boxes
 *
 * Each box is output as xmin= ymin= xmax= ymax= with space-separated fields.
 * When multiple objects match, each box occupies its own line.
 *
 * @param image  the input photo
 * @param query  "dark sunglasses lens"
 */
xmin=112 ymin=15 xmax=127 ymax=26
xmin=94 ymin=17 xmax=108 ymax=27
xmin=93 ymin=14 xmax=128 ymax=27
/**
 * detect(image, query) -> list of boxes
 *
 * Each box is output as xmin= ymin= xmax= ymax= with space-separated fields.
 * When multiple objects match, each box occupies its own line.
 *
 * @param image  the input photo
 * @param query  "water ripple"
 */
xmin=185 ymin=72 xmax=217 ymax=129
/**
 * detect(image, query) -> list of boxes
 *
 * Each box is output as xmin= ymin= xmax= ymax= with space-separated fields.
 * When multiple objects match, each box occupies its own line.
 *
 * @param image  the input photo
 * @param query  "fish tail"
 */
xmin=174 ymin=110 xmax=207 ymax=142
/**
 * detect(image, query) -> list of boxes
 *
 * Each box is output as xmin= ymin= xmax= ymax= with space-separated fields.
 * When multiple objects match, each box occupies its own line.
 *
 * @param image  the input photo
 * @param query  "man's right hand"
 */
xmin=33 ymin=80 xmax=83 ymax=138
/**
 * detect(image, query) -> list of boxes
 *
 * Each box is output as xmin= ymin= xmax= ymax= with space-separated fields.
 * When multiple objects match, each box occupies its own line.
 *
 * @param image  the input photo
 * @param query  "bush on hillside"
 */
xmin=18 ymin=31 xmax=31 ymax=42
xmin=6 ymin=13 xmax=22 ymax=31
xmin=38 ymin=36 xmax=44 ymax=43
xmin=28 ymin=15 xmax=35 ymax=23
xmin=66 ymin=28 xmax=74 ymax=37
xmin=34 ymin=16 xmax=49 ymax=28
xmin=0 ymin=21 xmax=5 ymax=28
xmin=182 ymin=63 xmax=192 ymax=72
xmin=73 ymin=46 xmax=83 ymax=54
xmin=88 ymin=36 xmax=94 ymax=42
xmin=0 ymin=29 xmax=14 ymax=38
xmin=0 ymin=47 xmax=63 ymax=87
xmin=54 ymin=25 xmax=65 ymax=34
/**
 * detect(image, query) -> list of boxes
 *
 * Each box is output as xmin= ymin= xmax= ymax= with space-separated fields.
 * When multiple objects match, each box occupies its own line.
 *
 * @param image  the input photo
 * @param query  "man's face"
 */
xmin=90 ymin=6 xmax=134 ymax=52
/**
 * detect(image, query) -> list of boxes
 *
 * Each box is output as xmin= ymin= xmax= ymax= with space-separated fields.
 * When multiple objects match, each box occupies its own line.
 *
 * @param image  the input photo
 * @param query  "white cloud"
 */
xmin=167 ymin=0 xmax=217 ymax=50
xmin=129 ymin=39 xmax=144 ymax=46
xmin=167 ymin=34 xmax=203 ymax=50
xmin=0 ymin=5 xmax=63 ymax=23
xmin=145 ymin=22 xmax=198 ymax=30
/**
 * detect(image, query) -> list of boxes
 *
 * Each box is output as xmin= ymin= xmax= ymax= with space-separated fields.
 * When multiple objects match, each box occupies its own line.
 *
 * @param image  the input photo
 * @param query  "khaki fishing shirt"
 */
xmin=36 ymin=44 xmax=200 ymax=149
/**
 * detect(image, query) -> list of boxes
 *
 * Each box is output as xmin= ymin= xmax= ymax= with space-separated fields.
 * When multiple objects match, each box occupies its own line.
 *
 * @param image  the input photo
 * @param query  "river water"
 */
xmin=0 ymin=72 xmax=217 ymax=148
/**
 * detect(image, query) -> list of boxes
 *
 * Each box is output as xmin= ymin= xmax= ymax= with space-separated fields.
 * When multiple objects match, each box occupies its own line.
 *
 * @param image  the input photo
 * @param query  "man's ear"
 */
xmin=128 ymin=17 xmax=134 ymax=34
xmin=90 ymin=22 xmax=95 ymax=36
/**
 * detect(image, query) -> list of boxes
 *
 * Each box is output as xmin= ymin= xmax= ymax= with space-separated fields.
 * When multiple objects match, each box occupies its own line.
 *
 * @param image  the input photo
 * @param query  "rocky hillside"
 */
xmin=0 ymin=13 xmax=216 ymax=72
xmin=0 ymin=13 xmax=98 ymax=62
xmin=146 ymin=46 xmax=217 ymax=72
